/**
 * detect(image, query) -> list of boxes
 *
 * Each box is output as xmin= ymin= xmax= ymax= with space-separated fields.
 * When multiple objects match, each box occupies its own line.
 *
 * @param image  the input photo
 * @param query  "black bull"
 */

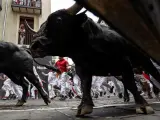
xmin=26 ymin=3 xmax=160 ymax=116
xmin=0 ymin=42 xmax=54 ymax=106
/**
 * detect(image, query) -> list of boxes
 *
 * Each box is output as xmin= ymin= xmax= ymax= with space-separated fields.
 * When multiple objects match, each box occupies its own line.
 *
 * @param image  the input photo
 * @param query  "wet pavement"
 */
xmin=0 ymin=96 xmax=159 ymax=120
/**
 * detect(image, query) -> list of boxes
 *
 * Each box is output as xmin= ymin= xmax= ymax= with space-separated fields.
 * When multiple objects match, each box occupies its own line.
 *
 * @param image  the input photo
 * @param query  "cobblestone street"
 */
xmin=0 ymin=96 xmax=159 ymax=120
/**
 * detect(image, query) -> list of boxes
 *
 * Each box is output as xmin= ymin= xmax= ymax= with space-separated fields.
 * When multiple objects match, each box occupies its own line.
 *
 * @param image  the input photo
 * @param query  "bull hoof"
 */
xmin=76 ymin=105 xmax=93 ymax=117
xmin=16 ymin=100 xmax=26 ymax=106
xmin=44 ymin=98 xmax=51 ymax=105
xmin=42 ymin=94 xmax=51 ymax=105
xmin=76 ymin=107 xmax=83 ymax=117
xmin=136 ymin=107 xmax=144 ymax=114
xmin=80 ymin=105 xmax=93 ymax=116
xmin=136 ymin=106 xmax=154 ymax=114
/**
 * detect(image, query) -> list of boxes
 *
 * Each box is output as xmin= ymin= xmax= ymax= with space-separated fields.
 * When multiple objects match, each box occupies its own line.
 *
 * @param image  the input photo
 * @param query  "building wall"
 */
xmin=0 ymin=0 xmax=51 ymax=44
xmin=0 ymin=0 xmax=2 ymax=11
xmin=39 ymin=0 xmax=51 ymax=28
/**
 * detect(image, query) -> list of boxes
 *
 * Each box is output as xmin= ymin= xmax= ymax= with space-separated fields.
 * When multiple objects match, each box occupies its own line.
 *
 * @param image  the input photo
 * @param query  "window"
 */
xmin=18 ymin=16 xmax=34 ymax=45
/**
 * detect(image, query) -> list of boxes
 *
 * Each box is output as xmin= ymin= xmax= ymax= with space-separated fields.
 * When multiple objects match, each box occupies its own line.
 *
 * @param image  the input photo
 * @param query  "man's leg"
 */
xmin=111 ymin=76 xmax=123 ymax=98
xmin=31 ymin=86 xmax=36 ymax=99
xmin=11 ymin=82 xmax=22 ymax=100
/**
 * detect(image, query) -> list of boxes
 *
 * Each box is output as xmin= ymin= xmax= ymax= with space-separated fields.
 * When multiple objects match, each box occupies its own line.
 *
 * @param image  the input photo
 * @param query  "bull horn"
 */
xmin=66 ymin=2 xmax=83 ymax=15
xmin=24 ymin=20 xmax=36 ymax=34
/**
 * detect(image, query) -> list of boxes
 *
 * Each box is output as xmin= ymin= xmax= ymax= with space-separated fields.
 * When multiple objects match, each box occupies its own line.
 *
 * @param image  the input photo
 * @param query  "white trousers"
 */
xmin=2 ymin=79 xmax=22 ymax=100
xmin=73 ymin=74 xmax=82 ymax=96
xmin=103 ymin=76 xmax=123 ymax=94
xmin=58 ymin=72 xmax=71 ymax=96
xmin=10 ymin=81 xmax=22 ymax=100
xmin=48 ymin=84 xmax=56 ymax=98
xmin=92 ymin=76 xmax=104 ymax=95
xmin=31 ymin=86 xmax=38 ymax=99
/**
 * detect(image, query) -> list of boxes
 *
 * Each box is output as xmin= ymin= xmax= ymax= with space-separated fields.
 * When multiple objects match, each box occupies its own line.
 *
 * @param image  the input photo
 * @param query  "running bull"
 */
xmin=25 ymin=3 xmax=160 ymax=116
xmin=0 ymin=41 xmax=53 ymax=106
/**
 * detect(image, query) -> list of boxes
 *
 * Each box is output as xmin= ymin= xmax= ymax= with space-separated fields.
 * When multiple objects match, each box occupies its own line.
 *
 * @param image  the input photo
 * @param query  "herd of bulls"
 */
xmin=1 ymin=2 xmax=160 ymax=117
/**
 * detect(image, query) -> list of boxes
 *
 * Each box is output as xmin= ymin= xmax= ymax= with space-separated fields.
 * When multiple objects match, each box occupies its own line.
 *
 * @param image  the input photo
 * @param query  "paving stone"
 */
xmin=0 ymin=96 xmax=159 ymax=120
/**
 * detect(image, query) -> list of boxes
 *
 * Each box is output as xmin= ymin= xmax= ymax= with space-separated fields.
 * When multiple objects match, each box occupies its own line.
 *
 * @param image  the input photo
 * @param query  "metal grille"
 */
xmin=12 ymin=0 xmax=41 ymax=8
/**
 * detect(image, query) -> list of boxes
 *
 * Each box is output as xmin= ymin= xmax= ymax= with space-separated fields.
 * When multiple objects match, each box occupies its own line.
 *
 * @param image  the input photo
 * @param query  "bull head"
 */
xmin=24 ymin=3 xmax=83 ymax=58
xmin=24 ymin=2 xmax=83 ymax=34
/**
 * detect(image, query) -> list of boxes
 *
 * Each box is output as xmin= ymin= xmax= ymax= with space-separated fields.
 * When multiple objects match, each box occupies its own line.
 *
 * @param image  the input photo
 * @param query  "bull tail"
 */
xmin=33 ymin=58 xmax=60 ymax=73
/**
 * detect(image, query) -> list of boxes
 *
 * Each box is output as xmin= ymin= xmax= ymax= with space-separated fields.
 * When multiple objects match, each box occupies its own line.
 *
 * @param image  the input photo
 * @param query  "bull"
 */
xmin=25 ymin=3 xmax=160 ymax=116
xmin=0 ymin=41 xmax=52 ymax=106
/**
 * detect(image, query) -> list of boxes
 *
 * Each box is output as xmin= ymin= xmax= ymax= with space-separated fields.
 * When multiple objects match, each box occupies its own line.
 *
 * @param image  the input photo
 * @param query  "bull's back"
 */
xmin=86 ymin=19 xmax=128 ymax=56
xmin=0 ymin=42 xmax=19 ymax=55
xmin=0 ymin=42 xmax=23 ymax=69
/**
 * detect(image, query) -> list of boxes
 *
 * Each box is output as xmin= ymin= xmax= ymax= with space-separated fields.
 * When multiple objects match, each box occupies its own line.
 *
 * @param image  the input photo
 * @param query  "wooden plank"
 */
xmin=75 ymin=0 xmax=160 ymax=63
